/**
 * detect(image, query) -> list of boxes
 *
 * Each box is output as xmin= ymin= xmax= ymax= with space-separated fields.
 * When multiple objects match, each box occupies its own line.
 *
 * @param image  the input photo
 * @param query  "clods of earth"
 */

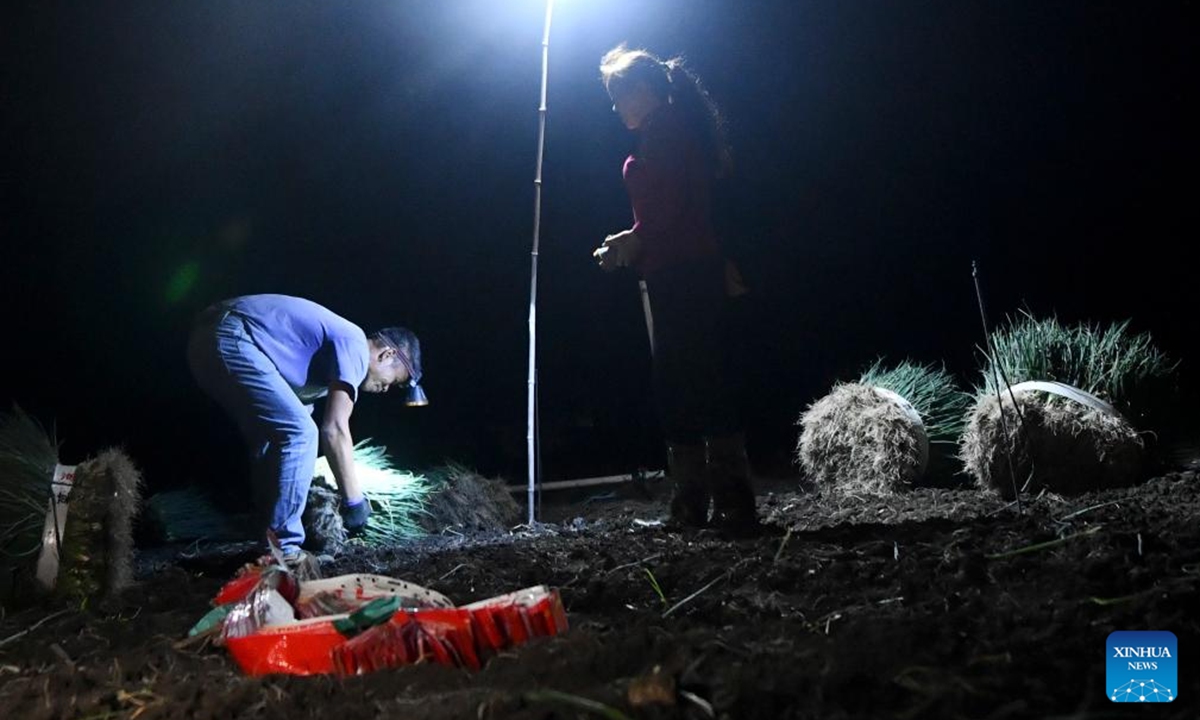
xmin=1 ymin=471 xmax=1197 ymax=719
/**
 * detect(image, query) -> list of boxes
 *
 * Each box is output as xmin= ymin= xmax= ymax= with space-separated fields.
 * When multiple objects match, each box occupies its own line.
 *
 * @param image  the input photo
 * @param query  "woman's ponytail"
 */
xmin=665 ymin=58 xmax=733 ymax=179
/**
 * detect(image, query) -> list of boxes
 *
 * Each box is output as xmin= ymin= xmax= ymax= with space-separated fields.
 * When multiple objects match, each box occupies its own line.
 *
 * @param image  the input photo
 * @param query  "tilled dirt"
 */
xmin=1 ymin=471 xmax=1197 ymax=719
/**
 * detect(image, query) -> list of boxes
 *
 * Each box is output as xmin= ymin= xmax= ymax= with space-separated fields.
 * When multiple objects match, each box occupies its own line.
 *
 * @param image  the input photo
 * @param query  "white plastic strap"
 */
xmin=871 ymin=387 xmax=929 ymax=476
xmin=1006 ymin=380 xmax=1119 ymax=417
xmin=34 ymin=463 xmax=77 ymax=591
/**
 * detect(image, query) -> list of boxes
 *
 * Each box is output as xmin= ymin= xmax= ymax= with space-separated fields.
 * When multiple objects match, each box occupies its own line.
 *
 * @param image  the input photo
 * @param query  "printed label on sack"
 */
xmin=34 ymin=464 xmax=77 ymax=590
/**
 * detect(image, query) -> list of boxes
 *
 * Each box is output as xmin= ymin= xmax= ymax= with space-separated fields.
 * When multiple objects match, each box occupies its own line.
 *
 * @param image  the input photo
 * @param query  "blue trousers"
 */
xmin=187 ymin=306 xmax=316 ymax=552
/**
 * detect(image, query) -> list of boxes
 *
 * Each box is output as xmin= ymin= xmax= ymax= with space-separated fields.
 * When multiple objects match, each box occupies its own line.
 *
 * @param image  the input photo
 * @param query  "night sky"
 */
xmin=2 ymin=1 xmax=1194 ymax=495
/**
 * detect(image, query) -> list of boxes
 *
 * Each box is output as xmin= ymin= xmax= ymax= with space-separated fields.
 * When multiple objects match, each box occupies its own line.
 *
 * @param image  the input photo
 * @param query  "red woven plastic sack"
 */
xmin=201 ymin=555 xmax=567 ymax=677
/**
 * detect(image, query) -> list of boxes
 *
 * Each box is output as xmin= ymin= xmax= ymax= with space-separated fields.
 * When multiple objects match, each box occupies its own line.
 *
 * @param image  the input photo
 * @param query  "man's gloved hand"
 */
xmin=592 ymin=230 xmax=642 ymax=271
xmin=341 ymin=498 xmax=372 ymax=536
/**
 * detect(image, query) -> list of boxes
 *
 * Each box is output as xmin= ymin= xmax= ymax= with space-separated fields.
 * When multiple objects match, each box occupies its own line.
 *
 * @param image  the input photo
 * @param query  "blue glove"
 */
xmin=341 ymin=498 xmax=371 ymax=535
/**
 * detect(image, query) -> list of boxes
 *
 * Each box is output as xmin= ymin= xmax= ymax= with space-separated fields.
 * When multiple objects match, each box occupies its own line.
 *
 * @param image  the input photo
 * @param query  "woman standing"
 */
xmin=594 ymin=44 xmax=757 ymax=534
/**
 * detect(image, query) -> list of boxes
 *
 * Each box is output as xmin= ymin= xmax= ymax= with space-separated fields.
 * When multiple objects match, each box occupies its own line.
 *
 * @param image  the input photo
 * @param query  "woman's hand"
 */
xmin=592 ymin=244 xmax=618 ymax=271
xmin=593 ymin=230 xmax=642 ymax=271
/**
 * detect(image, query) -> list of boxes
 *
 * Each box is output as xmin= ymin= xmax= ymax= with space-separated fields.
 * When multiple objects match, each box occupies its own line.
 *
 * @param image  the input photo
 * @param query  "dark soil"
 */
xmin=2 ymin=471 xmax=1198 ymax=719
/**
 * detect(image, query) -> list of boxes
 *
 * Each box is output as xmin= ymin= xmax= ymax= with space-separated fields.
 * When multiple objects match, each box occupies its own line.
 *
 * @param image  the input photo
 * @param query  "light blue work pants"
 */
xmin=187 ymin=306 xmax=316 ymax=552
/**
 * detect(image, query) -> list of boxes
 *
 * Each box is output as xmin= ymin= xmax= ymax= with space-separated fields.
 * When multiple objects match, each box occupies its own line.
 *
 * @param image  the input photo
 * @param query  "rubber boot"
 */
xmin=667 ymin=442 xmax=710 ymax=528
xmin=706 ymin=433 xmax=762 ymax=537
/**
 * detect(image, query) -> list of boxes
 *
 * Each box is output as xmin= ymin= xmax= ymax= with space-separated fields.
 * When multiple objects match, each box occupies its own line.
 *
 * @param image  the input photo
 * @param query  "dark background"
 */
xmin=1 ymin=1 xmax=1194 ymax=495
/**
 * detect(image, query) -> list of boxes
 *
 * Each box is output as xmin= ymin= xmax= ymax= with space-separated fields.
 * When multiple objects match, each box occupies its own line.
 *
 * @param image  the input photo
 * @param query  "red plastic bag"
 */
xmin=204 ymin=561 xmax=568 ymax=677
xmin=225 ymin=618 xmax=345 ymax=676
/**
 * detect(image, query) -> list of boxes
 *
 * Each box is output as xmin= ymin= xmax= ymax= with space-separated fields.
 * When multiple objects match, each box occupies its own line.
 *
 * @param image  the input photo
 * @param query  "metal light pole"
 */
xmin=526 ymin=0 xmax=554 ymax=525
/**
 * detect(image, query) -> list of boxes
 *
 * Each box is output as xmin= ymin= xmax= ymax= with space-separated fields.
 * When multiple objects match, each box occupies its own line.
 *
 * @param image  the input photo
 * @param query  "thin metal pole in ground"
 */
xmin=971 ymin=260 xmax=1024 ymax=512
xmin=526 ymin=0 xmax=554 ymax=525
